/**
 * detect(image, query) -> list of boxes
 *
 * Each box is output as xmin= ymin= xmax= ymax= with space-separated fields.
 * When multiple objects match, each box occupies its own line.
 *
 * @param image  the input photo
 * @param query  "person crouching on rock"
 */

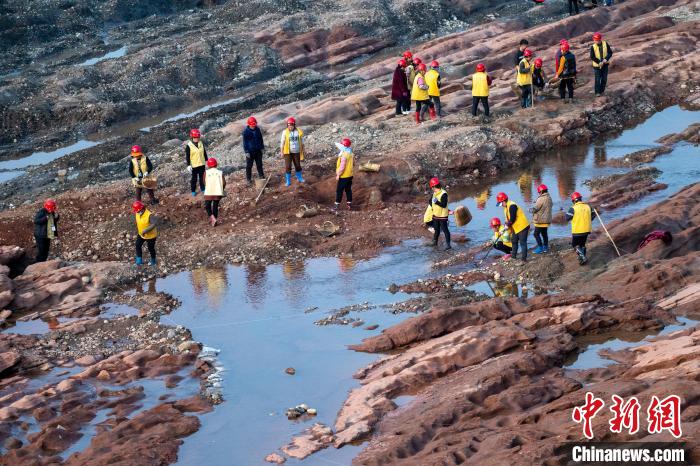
xmin=392 ymin=59 xmax=410 ymax=116
xmin=566 ymin=191 xmax=596 ymax=265
xmin=429 ymin=177 xmax=451 ymax=250
xmin=242 ymin=116 xmax=265 ymax=184
xmin=496 ymin=192 xmax=530 ymax=262
xmin=471 ymin=63 xmax=492 ymax=117
xmin=34 ymin=199 xmax=59 ymax=262
xmin=530 ymin=183 xmax=552 ymax=253
xmin=203 ymin=157 xmax=226 ymax=226
xmin=411 ymin=63 xmax=431 ymax=124
xmin=488 ymin=217 xmax=512 ymax=260
xmin=334 ymin=138 xmax=354 ymax=211
xmin=280 ymin=117 xmax=305 ymax=187
xmin=132 ymin=200 xmax=158 ymax=266
xmin=186 ymin=128 xmax=208 ymax=197
xmin=129 ymin=145 xmax=157 ymax=205
xmin=532 ymin=58 xmax=548 ymax=99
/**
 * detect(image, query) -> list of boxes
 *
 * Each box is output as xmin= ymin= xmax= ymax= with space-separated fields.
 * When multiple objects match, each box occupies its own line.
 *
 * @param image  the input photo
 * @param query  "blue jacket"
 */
xmin=242 ymin=126 xmax=264 ymax=153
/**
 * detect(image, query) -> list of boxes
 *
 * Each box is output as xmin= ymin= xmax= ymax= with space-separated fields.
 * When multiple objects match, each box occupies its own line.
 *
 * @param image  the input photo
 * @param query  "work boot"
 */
xmin=346 ymin=202 xmax=352 ymax=210
xmin=295 ymin=171 xmax=305 ymax=183
xmin=502 ymin=254 xmax=512 ymax=261
xmin=533 ymin=246 xmax=544 ymax=254
xmin=431 ymin=240 xmax=438 ymax=246
xmin=575 ymin=246 xmax=587 ymax=265
xmin=285 ymin=173 xmax=291 ymax=187
xmin=135 ymin=257 xmax=143 ymax=266
xmin=191 ymin=192 xmax=197 ymax=197
xmin=415 ymin=112 xmax=421 ymax=124
xmin=149 ymin=258 xmax=157 ymax=266
xmin=429 ymin=107 xmax=437 ymax=120
xmin=543 ymin=245 xmax=549 ymax=253
xmin=209 ymin=215 xmax=216 ymax=226
xmin=444 ymin=243 xmax=452 ymax=251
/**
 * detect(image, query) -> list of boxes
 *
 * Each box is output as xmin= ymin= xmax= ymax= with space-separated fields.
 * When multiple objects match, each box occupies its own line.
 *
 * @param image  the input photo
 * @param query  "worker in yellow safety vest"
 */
xmin=496 ymin=192 xmax=530 ymax=262
xmin=517 ymin=49 xmax=534 ymax=108
xmin=471 ymin=63 xmax=492 ymax=117
xmin=425 ymin=60 xmax=442 ymax=118
xmin=280 ymin=117 xmax=305 ymax=186
xmin=132 ymin=200 xmax=158 ymax=266
xmin=334 ymin=138 xmax=354 ymax=211
xmin=428 ymin=177 xmax=451 ymax=250
xmin=488 ymin=217 xmax=513 ymax=260
xmin=590 ymin=32 xmax=613 ymax=96
xmin=186 ymin=128 xmax=208 ymax=196
xmin=411 ymin=63 xmax=431 ymax=125
xmin=566 ymin=191 xmax=597 ymax=265
xmin=128 ymin=145 xmax=158 ymax=204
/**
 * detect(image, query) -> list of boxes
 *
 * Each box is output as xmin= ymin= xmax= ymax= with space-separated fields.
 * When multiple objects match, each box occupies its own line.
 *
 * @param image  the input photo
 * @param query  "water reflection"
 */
xmin=517 ymin=173 xmax=533 ymax=203
xmin=134 ymin=278 xmax=157 ymax=294
xmin=190 ymin=268 xmax=229 ymax=308
xmin=338 ymin=256 xmax=357 ymax=273
xmin=593 ymin=142 xmax=607 ymax=166
xmin=282 ymin=260 xmax=308 ymax=306
xmin=489 ymin=280 xmax=530 ymax=298
xmin=474 ymin=188 xmax=490 ymax=210
xmin=245 ymin=264 xmax=268 ymax=308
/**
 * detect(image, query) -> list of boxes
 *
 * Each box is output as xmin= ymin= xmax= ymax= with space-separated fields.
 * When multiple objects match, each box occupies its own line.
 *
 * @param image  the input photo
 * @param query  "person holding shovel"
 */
xmin=128 ymin=145 xmax=157 ymax=204
xmin=132 ymin=200 xmax=158 ymax=266
xmin=428 ymin=177 xmax=451 ymax=250
xmin=203 ymin=157 xmax=226 ymax=226
xmin=566 ymin=191 xmax=597 ymax=265
xmin=334 ymin=138 xmax=354 ymax=211
xmin=34 ymin=199 xmax=59 ymax=262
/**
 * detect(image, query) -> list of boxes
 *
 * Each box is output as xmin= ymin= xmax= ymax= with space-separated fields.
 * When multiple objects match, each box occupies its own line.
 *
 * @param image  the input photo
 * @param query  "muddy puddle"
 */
xmin=6 ymin=303 xmax=139 ymax=336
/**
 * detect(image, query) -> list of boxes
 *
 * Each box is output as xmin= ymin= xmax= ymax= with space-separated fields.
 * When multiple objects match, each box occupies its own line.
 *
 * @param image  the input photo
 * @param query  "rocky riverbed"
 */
xmin=0 ymin=0 xmax=699 ymax=464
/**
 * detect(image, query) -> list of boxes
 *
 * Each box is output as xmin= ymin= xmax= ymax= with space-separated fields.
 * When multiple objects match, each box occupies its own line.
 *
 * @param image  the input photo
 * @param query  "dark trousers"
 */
xmin=35 ymin=236 xmax=50 ymax=262
xmin=246 ymin=150 xmax=265 ymax=181
xmin=415 ymin=100 xmax=433 ymax=120
xmin=135 ymin=236 xmax=156 ymax=260
xmin=568 ymin=0 xmax=579 ymax=14
xmin=472 ymin=97 xmax=490 ymax=116
xmin=336 ymin=177 xmax=353 ymax=203
xmin=205 ymin=200 xmax=220 ymax=218
xmin=191 ymin=165 xmax=205 ymax=193
xmin=520 ymin=85 xmax=532 ymax=108
xmin=494 ymin=242 xmax=512 ymax=254
xmin=534 ymin=226 xmax=549 ymax=248
xmin=432 ymin=218 xmax=451 ymax=245
xmin=394 ymin=97 xmax=410 ymax=114
xmin=559 ymin=78 xmax=574 ymax=99
xmin=594 ymin=66 xmax=608 ymax=94
xmin=284 ymin=153 xmax=302 ymax=174
xmin=430 ymin=96 xmax=443 ymax=116
xmin=572 ymin=233 xmax=589 ymax=249
xmin=135 ymin=187 xmax=155 ymax=202
xmin=511 ymin=225 xmax=530 ymax=261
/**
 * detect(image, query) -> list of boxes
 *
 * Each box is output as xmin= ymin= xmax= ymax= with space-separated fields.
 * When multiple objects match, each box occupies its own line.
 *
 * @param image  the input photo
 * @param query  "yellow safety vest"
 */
xmin=187 ymin=140 xmax=206 ymax=168
xmin=131 ymin=156 xmax=148 ymax=176
xmin=504 ymin=200 xmax=529 ymax=234
xmin=281 ymin=128 xmax=305 ymax=160
xmin=592 ymin=41 xmax=609 ymax=68
xmin=204 ymin=168 xmax=224 ymax=196
xmin=516 ymin=58 xmax=533 ymax=86
xmin=494 ymin=225 xmax=512 ymax=248
xmin=472 ymin=72 xmax=489 ymax=97
xmin=135 ymin=209 xmax=158 ymax=240
xmin=425 ymin=69 xmax=440 ymax=97
xmin=336 ymin=152 xmax=353 ymax=178
xmin=431 ymin=189 xmax=449 ymax=219
xmin=423 ymin=205 xmax=433 ymax=223
xmin=571 ymin=202 xmax=592 ymax=234
xmin=411 ymin=74 xmax=429 ymax=101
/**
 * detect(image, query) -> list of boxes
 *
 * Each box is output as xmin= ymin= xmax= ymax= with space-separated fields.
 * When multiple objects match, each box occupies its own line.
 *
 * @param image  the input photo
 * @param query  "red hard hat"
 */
xmin=130 ymin=145 xmax=142 ymax=156
xmin=496 ymin=192 xmax=508 ymax=204
xmin=430 ymin=60 xmax=439 ymax=68
xmin=561 ymin=42 xmax=570 ymax=52
xmin=247 ymin=116 xmax=257 ymax=127
xmin=44 ymin=199 xmax=57 ymax=213
xmin=403 ymin=51 xmax=413 ymax=59
xmin=429 ymin=177 xmax=440 ymax=188
xmin=476 ymin=63 xmax=486 ymax=72
xmin=534 ymin=58 xmax=543 ymax=68
xmin=190 ymin=128 xmax=201 ymax=138
xmin=537 ymin=183 xmax=548 ymax=193
xmin=490 ymin=217 xmax=501 ymax=228
xmin=131 ymin=200 xmax=145 ymax=213
xmin=398 ymin=59 xmax=407 ymax=67
xmin=287 ymin=117 xmax=296 ymax=125
xmin=413 ymin=57 xmax=422 ymax=65
xmin=592 ymin=32 xmax=602 ymax=41
xmin=523 ymin=49 xmax=533 ymax=58
xmin=571 ymin=191 xmax=582 ymax=201
xmin=417 ymin=63 xmax=427 ymax=72
xmin=341 ymin=138 xmax=351 ymax=147
xmin=206 ymin=157 xmax=218 ymax=168
xmin=560 ymin=39 xmax=569 ymax=45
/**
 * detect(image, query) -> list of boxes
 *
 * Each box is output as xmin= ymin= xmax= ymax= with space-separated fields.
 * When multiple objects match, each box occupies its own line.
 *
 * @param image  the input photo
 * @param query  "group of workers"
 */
xmin=391 ymin=32 xmax=613 ymax=118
